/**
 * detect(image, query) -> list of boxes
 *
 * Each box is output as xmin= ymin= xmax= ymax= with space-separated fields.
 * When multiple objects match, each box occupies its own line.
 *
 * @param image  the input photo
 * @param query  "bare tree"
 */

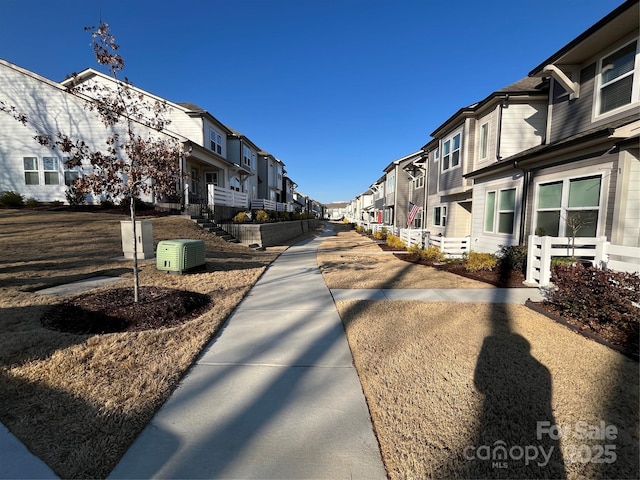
xmin=563 ymin=210 xmax=596 ymax=258
xmin=2 ymin=22 xmax=183 ymax=303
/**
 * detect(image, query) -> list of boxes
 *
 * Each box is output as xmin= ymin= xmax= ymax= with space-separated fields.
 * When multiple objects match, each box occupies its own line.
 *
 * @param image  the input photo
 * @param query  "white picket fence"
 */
xmin=526 ymin=235 xmax=640 ymax=287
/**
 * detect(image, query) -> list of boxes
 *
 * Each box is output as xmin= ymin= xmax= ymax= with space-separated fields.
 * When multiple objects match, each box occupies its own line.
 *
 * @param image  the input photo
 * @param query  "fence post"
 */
xmin=526 ymin=235 xmax=537 ymax=284
xmin=539 ymin=236 xmax=553 ymax=287
xmin=594 ymin=238 xmax=610 ymax=269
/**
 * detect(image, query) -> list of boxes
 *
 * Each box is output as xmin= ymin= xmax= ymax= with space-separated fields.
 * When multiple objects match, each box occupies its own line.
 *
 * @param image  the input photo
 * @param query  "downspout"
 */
xmin=516 ymin=160 xmax=530 ymax=245
xmin=496 ymin=95 xmax=508 ymax=161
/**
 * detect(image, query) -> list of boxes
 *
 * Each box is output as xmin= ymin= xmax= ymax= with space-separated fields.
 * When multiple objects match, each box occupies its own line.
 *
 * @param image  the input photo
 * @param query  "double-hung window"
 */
xmin=433 ymin=206 xmax=447 ymax=227
xmin=64 ymin=161 xmax=79 ymax=186
xmin=210 ymin=128 xmax=222 ymax=154
xmin=442 ymin=132 xmax=461 ymax=171
xmin=43 ymin=157 xmax=60 ymax=185
xmin=597 ymin=39 xmax=639 ymax=116
xmin=535 ymin=175 xmax=602 ymax=237
xmin=23 ymin=157 xmax=39 ymax=185
xmin=484 ymin=188 xmax=516 ymax=235
xmin=242 ymin=145 xmax=252 ymax=168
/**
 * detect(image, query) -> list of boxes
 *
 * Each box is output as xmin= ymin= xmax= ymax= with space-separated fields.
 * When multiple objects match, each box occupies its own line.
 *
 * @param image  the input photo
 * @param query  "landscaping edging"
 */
xmin=218 ymin=219 xmax=320 ymax=247
xmin=524 ymin=300 xmax=639 ymax=362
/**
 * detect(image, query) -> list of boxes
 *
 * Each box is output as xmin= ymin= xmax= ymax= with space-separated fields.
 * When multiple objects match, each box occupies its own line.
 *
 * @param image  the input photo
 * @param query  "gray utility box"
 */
xmin=156 ymin=239 xmax=206 ymax=274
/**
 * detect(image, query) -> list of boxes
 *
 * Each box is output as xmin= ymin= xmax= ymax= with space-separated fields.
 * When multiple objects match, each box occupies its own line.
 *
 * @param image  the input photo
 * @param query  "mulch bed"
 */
xmin=41 ymin=286 xmax=211 ymax=334
xmin=378 ymin=242 xmax=638 ymax=360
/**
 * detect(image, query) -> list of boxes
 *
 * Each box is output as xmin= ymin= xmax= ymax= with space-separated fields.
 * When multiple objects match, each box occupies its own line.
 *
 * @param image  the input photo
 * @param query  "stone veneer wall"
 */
xmin=218 ymin=219 xmax=320 ymax=247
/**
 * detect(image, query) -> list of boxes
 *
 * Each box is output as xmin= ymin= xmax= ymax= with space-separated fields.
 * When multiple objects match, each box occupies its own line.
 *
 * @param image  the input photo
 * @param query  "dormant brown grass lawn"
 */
xmin=0 ymin=209 xmax=280 ymax=478
xmin=1 ymin=214 xmax=638 ymax=479
xmin=319 ymin=226 xmax=639 ymax=480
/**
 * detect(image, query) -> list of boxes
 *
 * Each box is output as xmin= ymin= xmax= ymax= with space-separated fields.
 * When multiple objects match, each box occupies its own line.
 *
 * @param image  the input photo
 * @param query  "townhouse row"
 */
xmin=347 ymin=0 xmax=639 ymax=257
xmin=0 ymin=60 xmax=324 ymax=220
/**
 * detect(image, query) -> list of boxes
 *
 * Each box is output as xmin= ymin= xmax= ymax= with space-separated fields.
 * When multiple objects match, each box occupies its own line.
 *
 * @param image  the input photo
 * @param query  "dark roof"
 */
xmin=177 ymin=102 xmax=206 ymax=112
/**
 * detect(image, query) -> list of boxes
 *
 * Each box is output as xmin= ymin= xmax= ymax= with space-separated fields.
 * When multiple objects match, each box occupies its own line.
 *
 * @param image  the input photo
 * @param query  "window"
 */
xmin=42 ymin=157 xmax=59 ymax=185
xmin=442 ymin=132 xmax=461 ymax=171
xmin=484 ymin=188 xmax=516 ymax=234
xmin=478 ymin=122 xmax=489 ymax=161
xmin=535 ymin=175 xmax=602 ymax=237
xmin=412 ymin=175 xmax=425 ymax=190
xmin=386 ymin=174 xmax=395 ymax=193
xmin=597 ymin=40 xmax=638 ymax=116
xmin=64 ymin=165 xmax=79 ymax=186
xmin=205 ymin=171 xmax=218 ymax=186
xmin=433 ymin=206 xmax=447 ymax=227
xmin=23 ymin=157 xmax=39 ymax=185
xmin=242 ymin=145 xmax=253 ymax=168
xmin=210 ymin=129 xmax=222 ymax=154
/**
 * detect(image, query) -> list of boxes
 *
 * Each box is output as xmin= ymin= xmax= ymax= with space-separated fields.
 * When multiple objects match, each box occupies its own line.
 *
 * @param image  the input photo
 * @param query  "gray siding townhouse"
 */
xmin=466 ymin=0 xmax=639 ymax=254
xmin=424 ymin=77 xmax=548 ymax=242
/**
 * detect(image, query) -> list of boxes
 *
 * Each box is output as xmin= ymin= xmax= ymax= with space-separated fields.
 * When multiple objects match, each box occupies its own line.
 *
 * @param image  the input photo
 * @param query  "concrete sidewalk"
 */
xmin=1 ymin=222 xmax=545 ymax=479
xmin=109 ymin=223 xmax=387 ymax=479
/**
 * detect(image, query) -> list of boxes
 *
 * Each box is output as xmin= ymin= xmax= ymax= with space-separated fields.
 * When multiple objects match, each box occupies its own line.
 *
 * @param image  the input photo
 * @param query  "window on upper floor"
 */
xmin=478 ymin=122 xmax=489 ymax=162
xmin=210 ymin=128 xmax=222 ymax=155
xmin=442 ymin=132 xmax=461 ymax=172
xmin=242 ymin=145 xmax=252 ymax=168
xmin=412 ymin=174 xmax=425 ymax=190
xmin=534 ymin=175 xmax=601 ymax=237
xmin=387 ymin=174 xmax=395 ymax=193
xmin=23 ymin=157 xmax=39 ymax=185
xmin=596 ymin=39 xmax=639 ymax=117
xmin=433 ymin=205 xmax=447 ymax=227
xmin=484 ymin=188 xmax=516 ymax=235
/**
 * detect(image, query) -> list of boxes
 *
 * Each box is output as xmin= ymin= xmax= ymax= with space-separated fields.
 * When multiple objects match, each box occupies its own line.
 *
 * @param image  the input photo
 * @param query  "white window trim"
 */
xmin=533 ymin=169 xmax=607 ymax=238
xmin=593 ymin=37 xmax=640 ymax=121
xmin=441 ymin=130 xmax=463 ymax=172
xmin=484 ymin=187 xmax=517 ymax=236
xmin=478 ymin=122 xmax=489 ymax=162
xmin=433 ymin=205 xmax=447 ymax=227
xmin=209 ymin=128 xmax=223 ymax=155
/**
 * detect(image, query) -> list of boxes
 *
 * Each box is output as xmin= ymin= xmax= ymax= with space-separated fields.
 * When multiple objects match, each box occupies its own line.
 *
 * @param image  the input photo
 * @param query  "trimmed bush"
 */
xmin=496 ymin=244 xmax=527 ymax=274
xmin=233 ymin=211 xmax=248 ymax=223
xmin=386 ymin=234 xmax=407 ymax=250
xmin=373 ymin=227 xmax=388 ymax=241
xmin=547 ymin=264 xmax=640 ymax=329
xmin=25 ymin=198 xmax=40 ymax=208
xmin=464 ymin=251 xmax=497 ymax=272
xmin=355 ymin=225 xmax=364 ymax=234
xmin=422 ymin=245 xmax=445 ymax=263
xmin=0 ymin=191 xmax=24 ymax=208
xmin=255 ymin=210 xmax=269 ymax=223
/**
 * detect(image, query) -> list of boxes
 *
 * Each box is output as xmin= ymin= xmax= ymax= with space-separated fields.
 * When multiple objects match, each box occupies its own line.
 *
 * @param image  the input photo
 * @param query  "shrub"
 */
xmin=65 ymin=185 xmax=86 ymax=206
xmin=255 ymin=210 xmax=269 ymax=223
xmin=496 ymin=244 xmax=528 ymax=274
xmin=386 ymin=234 xmax=406 ymax=250
xmin=0 ymin=191 xmax=24 ymax=208
xmin=119 ymin=197 xmax=152 ymax=212
xmin=421 ymin=245 xmax=445 ymax=263
xmin=49 ymin=200 xmax=64 ymax=207
xmin=25 ymin=198 xmax=40 ymax=208
xmin=233 ymin=211 xmax=248 ymax=223
xmin=551 ymin=256 xmax=577 ymax=267
xmin=546 ymin=264 xmax=640 ymax=329
xmin=373 ymin=227 xmax=388 ymax=241
xmin=355 ymin=225 xmax=364 ymax=234
xmin=465 ymin=251 xmax=497 ymax=272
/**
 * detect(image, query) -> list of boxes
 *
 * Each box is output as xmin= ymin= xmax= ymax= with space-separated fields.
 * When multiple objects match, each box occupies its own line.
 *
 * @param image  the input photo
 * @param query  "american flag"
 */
xmin=407 ymin=202 xmax=419 ymax=226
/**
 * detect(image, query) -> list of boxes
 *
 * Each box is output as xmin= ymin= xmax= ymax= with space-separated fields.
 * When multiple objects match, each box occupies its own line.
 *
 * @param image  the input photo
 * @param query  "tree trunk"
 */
xmin=130 ymin=196 xmax=140 ymax=303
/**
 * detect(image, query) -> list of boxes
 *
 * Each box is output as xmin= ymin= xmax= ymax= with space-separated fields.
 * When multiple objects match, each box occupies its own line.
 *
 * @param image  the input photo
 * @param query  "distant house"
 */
xmin=325 ymin=202 xmax=349 ymax=220
xmin=467 ymin=0 xmax=639 ymax=253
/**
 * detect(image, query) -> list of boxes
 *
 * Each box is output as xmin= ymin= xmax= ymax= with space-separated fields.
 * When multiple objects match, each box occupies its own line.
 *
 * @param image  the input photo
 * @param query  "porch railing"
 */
xmin=208 ymin=185 xmax=248 ymax=209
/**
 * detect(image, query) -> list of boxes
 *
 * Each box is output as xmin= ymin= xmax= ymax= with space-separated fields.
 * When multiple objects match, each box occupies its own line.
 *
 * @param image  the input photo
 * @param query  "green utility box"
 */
xmin=156 ymin=239 xmax=206 ymax=274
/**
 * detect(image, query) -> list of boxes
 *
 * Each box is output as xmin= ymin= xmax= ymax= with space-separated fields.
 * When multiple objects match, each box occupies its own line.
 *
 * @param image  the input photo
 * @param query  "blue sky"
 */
xmin=0 ymin=0 xmax=626 ymax=204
